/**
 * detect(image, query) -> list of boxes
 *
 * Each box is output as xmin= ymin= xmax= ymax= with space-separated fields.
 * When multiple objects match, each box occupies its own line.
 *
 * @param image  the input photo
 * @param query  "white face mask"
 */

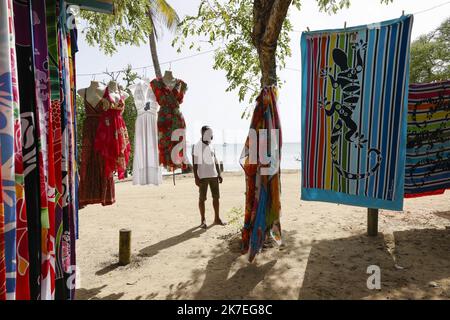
xmin=202 ymin=129 xmax=213 ymax=143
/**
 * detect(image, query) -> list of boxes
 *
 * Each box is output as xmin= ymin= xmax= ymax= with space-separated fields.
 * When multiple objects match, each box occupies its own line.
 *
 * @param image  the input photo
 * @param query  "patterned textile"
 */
xmin=0 ymin=163 xmax=5 ymax=300
xmin=58 ymin=8 xmax=75 ymax=299
xmin=240 ymin=87 xmax=282 ymax=262
xmin=300 ymin=15 xmax=414 ymax=211
xmin=0 ymin=0 xmax=18 ymax=300
xmin=32 ymin=0 xmax=55 ymax=300
xmin=15 ymin=0 xmax=47 ymax=301
xmin=94 ymin=88 xmax=131 ymax=180
xmin=405 ymin=81 xmax=450 ymax=197
xmin=0 ymin=0 xmax=80 ymax=300
xmin=150 ymin=78 xmax=188 ymax=171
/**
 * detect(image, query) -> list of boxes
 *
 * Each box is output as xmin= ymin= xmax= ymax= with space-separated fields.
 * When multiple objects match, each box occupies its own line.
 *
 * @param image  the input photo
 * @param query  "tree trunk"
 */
xmin=149 ymin=29 xmax=162 ymax=78
xmin=252 ymin=0 xmax=292 ymax=87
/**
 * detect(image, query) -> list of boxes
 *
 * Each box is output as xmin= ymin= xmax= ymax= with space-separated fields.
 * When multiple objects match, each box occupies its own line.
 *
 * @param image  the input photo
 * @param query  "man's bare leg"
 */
xmin=212 ymin=198 xmax=225 ymax=225
xmin=199 ymin=200 xmax=206 ymax=228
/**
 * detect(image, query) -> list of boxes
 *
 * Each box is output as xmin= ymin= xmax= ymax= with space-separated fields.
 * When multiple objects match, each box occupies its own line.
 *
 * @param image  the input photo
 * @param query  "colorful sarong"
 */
xmin=241 ymin=86 xmax=282 ymax=262
xmin=300 ymin=15 xmax=414 ymax=211
xmin=405 ymin=81 xmax=450 ymax=198
xmin=46 ymin=0 xmax=65 ymax=300
xmin=0 ymin=0 xmax=18 ymax=300
xmin=0 ymin=162 xmax=5 ymax=300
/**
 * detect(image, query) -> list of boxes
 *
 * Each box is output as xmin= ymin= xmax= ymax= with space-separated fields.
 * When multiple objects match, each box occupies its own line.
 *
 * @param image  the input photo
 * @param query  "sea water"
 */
xmin=169 ymin=142 xmax=301 ymax=173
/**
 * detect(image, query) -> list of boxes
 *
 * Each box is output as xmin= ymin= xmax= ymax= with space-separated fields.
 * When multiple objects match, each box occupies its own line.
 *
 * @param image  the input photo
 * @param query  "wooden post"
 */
xmin=119 ymin=229 xmax=131 ymax=266
xmin=367 ymin=208 xmax=378 ymax=237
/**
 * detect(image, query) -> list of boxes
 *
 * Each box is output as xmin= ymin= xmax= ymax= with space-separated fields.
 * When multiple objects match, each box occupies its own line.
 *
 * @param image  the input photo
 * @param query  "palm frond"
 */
xmin=149 ymin=0 xmax=180 ymax=32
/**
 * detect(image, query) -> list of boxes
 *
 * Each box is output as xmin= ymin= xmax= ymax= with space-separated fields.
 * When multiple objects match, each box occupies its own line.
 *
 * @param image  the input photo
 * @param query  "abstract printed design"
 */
xmin=240 ymin=87 xmax=282 ymax=262
xmin=0 ymin=0 xmax=18 ymax=300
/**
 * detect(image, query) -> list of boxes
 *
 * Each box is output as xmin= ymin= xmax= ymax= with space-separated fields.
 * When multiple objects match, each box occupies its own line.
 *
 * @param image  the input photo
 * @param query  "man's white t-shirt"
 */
xmin=192 ymin=141 xmax=218 ymax=179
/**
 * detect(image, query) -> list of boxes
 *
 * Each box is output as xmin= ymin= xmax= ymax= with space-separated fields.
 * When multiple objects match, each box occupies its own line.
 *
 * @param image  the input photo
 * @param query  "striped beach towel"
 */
xmin=300 ymin=15 xmax=413 ymax=211
xmin=405 ymin=81 xmax=450 ymax=198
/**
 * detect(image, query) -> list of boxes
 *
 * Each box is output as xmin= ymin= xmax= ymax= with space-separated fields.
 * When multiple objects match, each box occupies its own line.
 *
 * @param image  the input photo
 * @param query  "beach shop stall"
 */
xmin=0 ymin=0 xmax=113 ymax=301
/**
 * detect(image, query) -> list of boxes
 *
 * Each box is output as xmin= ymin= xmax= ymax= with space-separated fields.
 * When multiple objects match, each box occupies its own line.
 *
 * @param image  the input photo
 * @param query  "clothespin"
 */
xmin=169 ymin=62 xmax=172 ymax=71
xmin=344 ymin=21 xmax=347 ymax=30
xmin=402 ymin=10 xmax=405 ymax=16
xmin=306 ymin=26 xmax=310 ymax=32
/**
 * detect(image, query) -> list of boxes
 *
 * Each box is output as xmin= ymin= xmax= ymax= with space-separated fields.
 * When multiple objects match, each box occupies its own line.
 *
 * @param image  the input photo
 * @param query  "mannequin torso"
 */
xmin=162 ymin=70 xmax=177 ymax=90
xmin=129 ymin=79 xmax=158 ymax=114
xmin=107 ymin=81 xmax=129 ymax=106
xmin=77 ymin=81 xmax=106 ymax=107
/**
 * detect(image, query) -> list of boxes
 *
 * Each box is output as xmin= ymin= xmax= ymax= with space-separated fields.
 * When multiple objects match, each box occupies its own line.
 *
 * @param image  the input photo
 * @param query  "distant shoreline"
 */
xmin=116 ymin=169 xmax=301 ymax=183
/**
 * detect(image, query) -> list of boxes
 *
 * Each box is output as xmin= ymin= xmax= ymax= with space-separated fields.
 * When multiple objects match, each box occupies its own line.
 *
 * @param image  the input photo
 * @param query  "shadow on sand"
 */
xmin=139 ymin=226 xmax=210 ymax=258
xmin=76 ymin=285 xmax=125 ymax=300
xmin=298 ymin=228 xmax=450 ymax=299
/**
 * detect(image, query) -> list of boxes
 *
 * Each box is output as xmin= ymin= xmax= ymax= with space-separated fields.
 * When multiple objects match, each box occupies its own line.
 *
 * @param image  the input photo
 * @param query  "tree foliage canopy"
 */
xmin=410 ymin=17 xmax=450 ymax=83
xmin=80 ymin=0 xmax=179 ymax=55
xmin=172 ymin=0 xmax=393 ymax=104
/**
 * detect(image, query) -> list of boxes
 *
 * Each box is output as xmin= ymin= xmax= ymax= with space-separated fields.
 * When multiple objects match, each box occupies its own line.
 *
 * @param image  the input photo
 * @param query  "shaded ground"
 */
xmin=76 ymin=171 xmax=450 ymax=300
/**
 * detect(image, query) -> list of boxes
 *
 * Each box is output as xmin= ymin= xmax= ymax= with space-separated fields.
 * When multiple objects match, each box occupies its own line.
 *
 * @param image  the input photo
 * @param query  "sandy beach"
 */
xmin=75 ymin=171 xmax=450 ymax=300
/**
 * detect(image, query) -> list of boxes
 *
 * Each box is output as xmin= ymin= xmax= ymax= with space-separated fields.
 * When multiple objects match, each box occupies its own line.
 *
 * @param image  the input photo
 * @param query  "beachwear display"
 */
xmin=94 ymin=88 xmax=131 ymax=180
xmin=150 ymin=78 xmax=188 ymax=171
xmin=405 ymin=81 xmax=450 ymax=198
xmin=78 ymin=89 xmax=115 ymax=207
xmin=240 ymin=86 xmax=282 ymax=262
xmin=0 ymin=0 xmax=82 ymax=300
xmin=129 ymin=80 xmax=162 ymax=185
xmin=301 ymin=15 xmax=414 ymax=211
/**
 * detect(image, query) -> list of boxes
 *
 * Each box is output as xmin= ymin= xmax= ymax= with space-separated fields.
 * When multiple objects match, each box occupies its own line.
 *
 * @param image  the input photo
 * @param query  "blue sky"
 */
xmin=75 ymin=0 xmax=450 ymax=144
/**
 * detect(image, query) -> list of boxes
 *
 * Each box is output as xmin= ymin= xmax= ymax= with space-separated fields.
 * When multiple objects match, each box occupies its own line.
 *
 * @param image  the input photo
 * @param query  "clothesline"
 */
xmin=76 ymin=48 xmax=218 ymax=77
xmin=290 ymin=0 xmax=450 ymax=33
xmin=76 ymin=0 xmax=449 ymax=78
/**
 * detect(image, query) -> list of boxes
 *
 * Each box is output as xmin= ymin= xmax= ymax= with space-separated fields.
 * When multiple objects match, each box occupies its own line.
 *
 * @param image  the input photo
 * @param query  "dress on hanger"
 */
xmin=130 ymin=80 xmax=162 ymax=185
xmin=94 ymin=88 xmax=131 ymax=180
xmin=78 ymin=90 xmax=115 ymax=208
xmin=150 ymin=78 xmax=188 ymax=171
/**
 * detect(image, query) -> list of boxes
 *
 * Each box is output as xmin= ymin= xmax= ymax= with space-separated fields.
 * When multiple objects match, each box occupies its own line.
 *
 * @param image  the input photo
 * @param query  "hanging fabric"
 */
xmin=240 ymin=86 xmax=282 ymax=263
xmin=150 ymin=78 xmax=188 ymax=172
xmin=0 ymin=162 xmax=5 ymax=300
xmin=66 ymin=15 xmax=79 ymax=299
xmin=129 ymin=80 xmax=162 ymax=186
xmin=405 ymin=81 xmax=450 ymax=198
xmin=46 ymin=0 xmax=66 ymax=300
xmin=0 ymin=0 xmax=99 ymax=301
xmin=58 ymin=4 xmax=77 ymax=298
xmin=0 ymin=0 xmax=18 ymax=300
xmin=31 ymin=0 xmax=56 ymax=301
xmin=300 ymin=15 xmax=414 ymax=211
xmin=13 ymin=1 xmax=35 ymax=300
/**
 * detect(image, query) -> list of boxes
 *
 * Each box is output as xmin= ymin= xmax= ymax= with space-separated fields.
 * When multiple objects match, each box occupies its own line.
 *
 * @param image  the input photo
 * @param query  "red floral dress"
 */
xmin=94 ymin=88 xmax=131 ymax=180
xmin=150 ymin=78 xmax=188 ymax=171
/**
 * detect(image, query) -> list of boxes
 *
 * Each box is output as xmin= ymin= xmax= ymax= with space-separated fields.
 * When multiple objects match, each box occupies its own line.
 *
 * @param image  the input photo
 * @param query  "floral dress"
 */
xmin=94 ymin=88 xmax=131 ymax=180
xmin=150 ymin=78 xmax=188 ymax=171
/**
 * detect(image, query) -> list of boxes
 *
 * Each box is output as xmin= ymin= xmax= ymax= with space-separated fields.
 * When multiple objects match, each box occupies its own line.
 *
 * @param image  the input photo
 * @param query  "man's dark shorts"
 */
xmin=199 ymin=177 xmax=220 ymax=201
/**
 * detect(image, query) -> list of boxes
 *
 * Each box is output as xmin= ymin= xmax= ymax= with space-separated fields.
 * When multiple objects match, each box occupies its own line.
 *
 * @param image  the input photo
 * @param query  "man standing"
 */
xmin=192 ymin=126 xmax=224 ymax=229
